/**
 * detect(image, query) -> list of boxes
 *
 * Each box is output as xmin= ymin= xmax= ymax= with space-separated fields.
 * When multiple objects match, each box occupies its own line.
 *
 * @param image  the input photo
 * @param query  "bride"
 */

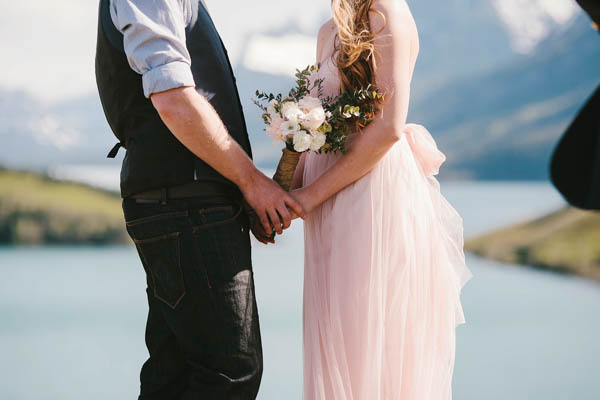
xmin=290 ymin=0 xmax=472 ymax=398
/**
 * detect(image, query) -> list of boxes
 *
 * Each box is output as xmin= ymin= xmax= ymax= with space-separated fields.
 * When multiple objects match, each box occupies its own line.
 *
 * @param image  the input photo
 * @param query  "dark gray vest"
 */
xmin=95 ymin=0 xmax=252 ymax=197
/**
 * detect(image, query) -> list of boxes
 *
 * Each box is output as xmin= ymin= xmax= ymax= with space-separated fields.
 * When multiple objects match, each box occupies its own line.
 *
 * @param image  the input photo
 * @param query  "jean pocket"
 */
xmin=192 ymin=204 xmax=251 ymax=288
xmin=134 ymin=232 xmax=186 ymax=309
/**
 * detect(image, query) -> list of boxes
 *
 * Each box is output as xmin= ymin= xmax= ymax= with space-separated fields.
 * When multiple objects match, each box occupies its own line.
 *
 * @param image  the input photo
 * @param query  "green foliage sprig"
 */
xmin=322 ymin=85 xmax=386 ymax=154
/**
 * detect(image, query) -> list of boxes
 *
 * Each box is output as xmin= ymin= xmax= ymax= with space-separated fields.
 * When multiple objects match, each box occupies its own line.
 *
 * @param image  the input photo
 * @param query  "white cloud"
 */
xmin=0 ymin=0 xmax=329 ymax=103
xmin=206 ymin=0 xmax=328 ymax=62
xmin=243 ymin=34 xmax=317 ymax=76
xmin=492 ymin=0 xmax=579 ymax=53
xmin=0 ymin=0 xmax=99 ymax=102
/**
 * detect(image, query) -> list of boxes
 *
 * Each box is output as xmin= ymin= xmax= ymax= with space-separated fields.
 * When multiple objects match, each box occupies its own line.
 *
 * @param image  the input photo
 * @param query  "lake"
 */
xmin=1 ymin=182 xmax=599 ymax=399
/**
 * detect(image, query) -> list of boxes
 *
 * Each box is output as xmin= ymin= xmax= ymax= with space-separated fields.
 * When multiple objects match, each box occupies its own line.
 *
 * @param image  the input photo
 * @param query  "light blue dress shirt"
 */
xmin=109 ymin=0 xmax=197 ymax=98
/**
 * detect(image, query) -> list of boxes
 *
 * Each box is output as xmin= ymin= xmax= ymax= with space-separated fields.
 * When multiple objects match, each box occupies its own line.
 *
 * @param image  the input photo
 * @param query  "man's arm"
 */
xmin=151 ymin=87 xmax=304 ymax=234
xmin=111 ymin=0 xmax=304 ymax=234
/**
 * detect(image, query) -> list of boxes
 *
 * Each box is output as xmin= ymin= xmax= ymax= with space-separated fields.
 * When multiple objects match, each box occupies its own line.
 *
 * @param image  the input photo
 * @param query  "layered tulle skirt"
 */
xmin=302 ymin=124 xmax=472 ymax=400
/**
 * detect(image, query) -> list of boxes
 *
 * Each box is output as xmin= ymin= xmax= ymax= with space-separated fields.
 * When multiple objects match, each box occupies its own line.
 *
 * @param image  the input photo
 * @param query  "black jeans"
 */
xmin=123 ymin=196 xmax=263 ymax=400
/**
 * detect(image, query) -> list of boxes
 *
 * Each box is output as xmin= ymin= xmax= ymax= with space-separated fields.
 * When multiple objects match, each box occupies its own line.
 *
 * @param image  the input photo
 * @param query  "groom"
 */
xmin=95 ymin=0 xmax=304 ymax=398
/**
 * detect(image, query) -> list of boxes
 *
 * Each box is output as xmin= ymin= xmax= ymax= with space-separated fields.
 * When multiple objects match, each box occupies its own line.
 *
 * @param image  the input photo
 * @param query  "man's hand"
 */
xmin=250 ymin=219 xmax=276 ymax=244
xmin=240 ymin=171 xmax=305 ymax=236
xmin=243 ymin=200 xmax=275 ymax=244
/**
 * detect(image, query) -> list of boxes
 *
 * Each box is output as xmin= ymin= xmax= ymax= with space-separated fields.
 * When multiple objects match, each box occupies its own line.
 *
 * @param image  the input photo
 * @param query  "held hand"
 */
xmin=242 ymin=200 xmax=275 ymax=245
xmin=240 ymin=171 xmax=306 ymax=236
xmin=251 ymin=218 xmax=276 ymax=244
xmin=291 ymin=186 xmax=320 ymax=215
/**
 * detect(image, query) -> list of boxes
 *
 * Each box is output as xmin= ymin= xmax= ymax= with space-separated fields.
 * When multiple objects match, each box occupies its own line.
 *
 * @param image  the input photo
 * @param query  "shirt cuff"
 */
xmin=142 ymin=61 xmax=195 ymax=98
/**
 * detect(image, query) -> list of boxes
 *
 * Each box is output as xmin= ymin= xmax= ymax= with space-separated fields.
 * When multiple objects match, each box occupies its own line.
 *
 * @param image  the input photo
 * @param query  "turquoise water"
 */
xmin=1 ymin=182 xmax=599 ymax=399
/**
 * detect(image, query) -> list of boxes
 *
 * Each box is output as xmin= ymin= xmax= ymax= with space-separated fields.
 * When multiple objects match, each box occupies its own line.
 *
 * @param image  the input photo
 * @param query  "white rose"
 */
xmin=292 ymin=130 xmax=312 ymax=152
xmin=309 ymin=132 xmax=327 ymax=151
xmin=281 ymin=101 xmax=304 ymax=123
xmin=302 ymin=106 xmax=326 ymax=131
xmin=298 ymin=96 xmax=322 ymax=113
xmin=266 ymin=116 xmax=284 ymax=142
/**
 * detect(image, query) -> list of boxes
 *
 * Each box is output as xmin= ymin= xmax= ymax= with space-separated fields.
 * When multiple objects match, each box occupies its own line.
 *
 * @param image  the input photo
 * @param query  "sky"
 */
xmin=0 ymin=0 xmax=579 ymax=103
xmin=0 ymin=0 xmax=328 ymax=103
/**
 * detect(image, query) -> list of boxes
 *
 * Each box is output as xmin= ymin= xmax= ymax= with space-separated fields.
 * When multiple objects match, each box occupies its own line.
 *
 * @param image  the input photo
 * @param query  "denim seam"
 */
xmin=191 ymin=204 xmax=243 ymax=232
xmin=126 ymin=210 xmax=189 ymax=227
xmin=136 ymin=232 xmax=186 ymax=309
xmin=196 ymin=205 xmax=235 ymax=215
xmin=132 ymin=231 xmax=180 ymax=245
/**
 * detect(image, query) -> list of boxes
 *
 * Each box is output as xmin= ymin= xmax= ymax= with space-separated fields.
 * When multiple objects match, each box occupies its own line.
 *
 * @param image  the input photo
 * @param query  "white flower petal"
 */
xmin=281 ymin=101 xmax=304 ymax=122
xmin=298 ymin=96 xmax=322 ymax=113
xmin=309 ymin=132 xmax=327 ymax=151
xmin=302 ymin=107 xmax=326 ymax=131
xmin=292 ymin=130 xmax=312 ymax=152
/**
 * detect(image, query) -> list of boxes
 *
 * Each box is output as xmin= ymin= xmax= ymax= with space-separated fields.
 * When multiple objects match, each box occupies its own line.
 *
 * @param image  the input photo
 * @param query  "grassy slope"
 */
xmin=466 ymin=207 xmax=600 ymax=281
xmin=0 ymin=169 xmax=127 ymax=244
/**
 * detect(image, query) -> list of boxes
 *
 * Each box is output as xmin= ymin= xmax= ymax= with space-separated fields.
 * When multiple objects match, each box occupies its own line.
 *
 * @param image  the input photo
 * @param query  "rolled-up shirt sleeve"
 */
xmin=110 ymin=0 xmax=195 ymax=98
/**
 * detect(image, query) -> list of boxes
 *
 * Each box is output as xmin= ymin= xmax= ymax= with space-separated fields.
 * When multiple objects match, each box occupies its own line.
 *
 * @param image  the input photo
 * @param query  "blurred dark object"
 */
xmin=551 ymin=87 xmax=600 ymax=210
xmin=550 ymin=1 xmax=600 ymax=210
xmin=576 ymin=0 xmax=600 ymax=27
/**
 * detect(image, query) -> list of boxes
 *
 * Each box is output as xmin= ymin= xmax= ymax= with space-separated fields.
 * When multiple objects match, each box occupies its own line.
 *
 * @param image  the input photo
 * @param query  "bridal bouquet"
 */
xmin=254 ymin=65 xmax=385 ymax=191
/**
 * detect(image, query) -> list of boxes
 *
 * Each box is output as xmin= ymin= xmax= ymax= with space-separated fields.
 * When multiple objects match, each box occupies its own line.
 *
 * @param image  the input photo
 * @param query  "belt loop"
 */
xmin=161 ymin=188 xmax=168 ymax=205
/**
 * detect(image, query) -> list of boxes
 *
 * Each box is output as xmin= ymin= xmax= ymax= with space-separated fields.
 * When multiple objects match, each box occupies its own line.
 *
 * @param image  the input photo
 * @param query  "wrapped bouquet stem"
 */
xmin=254 ymin=65 xmax=385 ymax=192
xmin=273 ymin=148 xmax=302 ymax=191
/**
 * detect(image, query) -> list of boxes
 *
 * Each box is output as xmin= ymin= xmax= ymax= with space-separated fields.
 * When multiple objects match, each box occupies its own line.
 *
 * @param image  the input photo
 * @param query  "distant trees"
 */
xmin=0 ymin=170 xmax=128 ymax=245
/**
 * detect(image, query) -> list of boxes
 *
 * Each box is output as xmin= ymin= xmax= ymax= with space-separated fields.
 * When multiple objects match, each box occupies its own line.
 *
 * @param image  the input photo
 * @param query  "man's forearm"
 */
xmin=150 ymin=86 xmax=306 ymax=235
xmin=151 ymin=86 xmax=258 ymax=190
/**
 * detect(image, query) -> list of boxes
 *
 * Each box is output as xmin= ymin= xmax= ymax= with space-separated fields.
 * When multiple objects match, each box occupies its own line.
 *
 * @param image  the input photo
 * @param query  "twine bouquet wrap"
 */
xmin=254 ymin=65 xmax=385 ymax=191
xmin=273 ymin=148 xmax=302 ymax=191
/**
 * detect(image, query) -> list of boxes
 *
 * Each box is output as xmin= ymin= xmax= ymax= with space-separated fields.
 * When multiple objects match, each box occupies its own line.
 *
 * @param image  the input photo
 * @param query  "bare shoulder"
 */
xmin=317 ymin=18 xmax=336 ymax=41
xmin=316 ymin=18 xmax=336 ymax=64
xmin=371 ymin=0 xmax=417 ymax=39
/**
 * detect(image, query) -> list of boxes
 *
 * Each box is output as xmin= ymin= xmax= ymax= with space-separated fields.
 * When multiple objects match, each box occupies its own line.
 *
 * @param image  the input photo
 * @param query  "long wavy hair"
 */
xmin=331 ymin=0 xmax=383 ymax=93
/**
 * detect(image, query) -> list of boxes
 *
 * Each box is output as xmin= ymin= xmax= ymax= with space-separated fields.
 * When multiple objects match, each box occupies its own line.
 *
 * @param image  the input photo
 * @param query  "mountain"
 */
xmin=0 ymin=90 xmax=115 ymax=169
xmin=239 ymin=5 xmax=599 ymax=178
xmin=236 ymin=0 xmax=519 ymax=166
xmin=412 ymin=15 xmax=600 ymax=180
xmin=490 ymin=0 xmax=580 ymax=53
xmin=0 ymin=1 xmax=596 ymax=182
xmin=409 ymin=0 xmax=515 ymax=95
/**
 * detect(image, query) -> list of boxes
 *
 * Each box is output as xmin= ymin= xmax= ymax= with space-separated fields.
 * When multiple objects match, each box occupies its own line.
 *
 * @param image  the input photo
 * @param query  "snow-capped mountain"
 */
xmin=411 ymin=14 xmax=600 ymax=180
xmin=492 ymin=0 xmax=580 ymax=53
xmin=0 ymin=0 xmax=595 ymax=182
xmin=0 ymin=90 xmax=114 ymax=168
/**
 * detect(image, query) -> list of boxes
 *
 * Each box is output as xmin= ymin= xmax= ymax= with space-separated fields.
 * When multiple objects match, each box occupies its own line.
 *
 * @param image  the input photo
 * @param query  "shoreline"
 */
xmin=465 ymin=207 xmax=600 ymax=283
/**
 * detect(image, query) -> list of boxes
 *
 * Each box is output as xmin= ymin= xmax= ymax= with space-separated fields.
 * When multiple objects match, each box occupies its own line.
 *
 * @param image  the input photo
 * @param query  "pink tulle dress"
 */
xmin=301 ymin=25 xmax=472 ymax=400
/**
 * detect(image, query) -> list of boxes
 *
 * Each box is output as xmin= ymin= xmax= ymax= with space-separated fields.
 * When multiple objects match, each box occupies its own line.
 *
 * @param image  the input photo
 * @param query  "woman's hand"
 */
xmin=292 ymin=186 xmax=321 ymax=215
